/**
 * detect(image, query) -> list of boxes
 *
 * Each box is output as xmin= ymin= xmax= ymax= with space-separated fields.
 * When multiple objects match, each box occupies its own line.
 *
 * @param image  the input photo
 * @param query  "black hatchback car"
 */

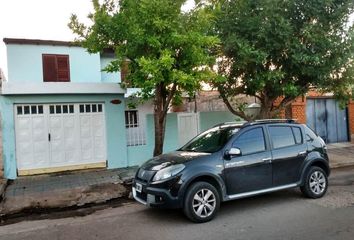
xmin=133 ymin=119 xmax=329 ymax=222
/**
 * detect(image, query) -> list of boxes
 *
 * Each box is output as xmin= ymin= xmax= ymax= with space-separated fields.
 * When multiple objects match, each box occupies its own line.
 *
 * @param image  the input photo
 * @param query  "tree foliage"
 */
xmin=69 ymin=0 xmax=219 ymax=155
xmin=214 ymin=0 xmax=354 ymax=119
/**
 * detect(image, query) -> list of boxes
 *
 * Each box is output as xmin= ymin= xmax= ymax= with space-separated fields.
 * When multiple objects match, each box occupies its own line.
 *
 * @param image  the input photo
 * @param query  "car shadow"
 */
xmin=138 ymin=188 xmax=303 ymax=224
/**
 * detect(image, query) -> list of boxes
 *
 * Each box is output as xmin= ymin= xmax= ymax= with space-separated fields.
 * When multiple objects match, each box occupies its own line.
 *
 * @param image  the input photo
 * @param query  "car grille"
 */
xmin=136 ymin=169 xmax=156 ymax=182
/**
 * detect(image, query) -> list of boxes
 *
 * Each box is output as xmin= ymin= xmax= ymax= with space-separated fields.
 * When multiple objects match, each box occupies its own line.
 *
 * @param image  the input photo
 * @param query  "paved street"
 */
xmin=0 ymin=166 xmax=354 ymax=240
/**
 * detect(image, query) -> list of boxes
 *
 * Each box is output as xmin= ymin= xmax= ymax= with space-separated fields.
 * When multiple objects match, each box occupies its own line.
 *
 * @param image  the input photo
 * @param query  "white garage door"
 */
xmin=15 ymin=103 xmax=107 ymax=173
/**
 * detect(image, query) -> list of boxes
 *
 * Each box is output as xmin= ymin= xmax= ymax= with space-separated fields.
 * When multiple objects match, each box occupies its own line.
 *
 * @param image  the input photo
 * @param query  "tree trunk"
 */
xmin=258 ymin=96 xmax=275 ymax=119
xmin=153 ymin=83 xmax=168 ymax=156
xmin=153 ymin=109 xmax=167 ymax=156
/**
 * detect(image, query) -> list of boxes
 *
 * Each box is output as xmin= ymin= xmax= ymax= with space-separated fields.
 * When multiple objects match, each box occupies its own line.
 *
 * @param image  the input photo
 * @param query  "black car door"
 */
xmin=223 ymin=126 xmax=273 ymax=195
xmin=268 ymin=125 xmax=308 ymax=186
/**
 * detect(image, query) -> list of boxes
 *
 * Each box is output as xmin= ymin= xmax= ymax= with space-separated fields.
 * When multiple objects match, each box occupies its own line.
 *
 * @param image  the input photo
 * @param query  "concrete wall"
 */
xmin=6 ymin=44 xmax=120 ymax=83
xmin=0 ymin=94 xmax=127 ymax=179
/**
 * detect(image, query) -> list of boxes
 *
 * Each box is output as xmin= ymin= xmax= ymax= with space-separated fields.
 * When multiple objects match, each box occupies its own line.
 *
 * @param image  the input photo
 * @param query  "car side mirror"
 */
xmin=224 ymin=147 xmax=241 ymax=160
xmin=229 ymin=147 xmax=241 ymax=156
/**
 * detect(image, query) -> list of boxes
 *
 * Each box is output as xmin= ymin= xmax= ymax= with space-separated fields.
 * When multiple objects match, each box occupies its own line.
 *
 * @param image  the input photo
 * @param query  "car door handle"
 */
xmin=262 ymin=158 xmax=272 ymax=163
xmin=298 ymin=151 xmax=307 ymax=156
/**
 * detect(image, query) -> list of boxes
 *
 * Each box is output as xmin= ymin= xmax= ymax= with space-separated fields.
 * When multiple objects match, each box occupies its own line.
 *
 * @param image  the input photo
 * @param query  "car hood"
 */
xmin=140 ymin=151 xmax=211 ymax=171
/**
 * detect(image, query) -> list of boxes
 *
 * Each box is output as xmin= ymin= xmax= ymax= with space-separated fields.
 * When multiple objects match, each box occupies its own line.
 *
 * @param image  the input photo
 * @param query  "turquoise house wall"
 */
xmin=6 ymin=44 xmax=120 ymax=83
xmin=0 ymin=94 xmax=127 ymax=179
xmin=126 ymin=113 xmax=179 ymax=166
xmin=100 ymin=56 xmax=121 ymax=83
xmin=126 ymin=111 xmax=235 ymax=167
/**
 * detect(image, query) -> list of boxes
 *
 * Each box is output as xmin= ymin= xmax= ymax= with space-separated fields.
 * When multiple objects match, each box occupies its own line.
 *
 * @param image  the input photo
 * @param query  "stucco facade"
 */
xmin=0 ymin=39 xmax=127 ymax=179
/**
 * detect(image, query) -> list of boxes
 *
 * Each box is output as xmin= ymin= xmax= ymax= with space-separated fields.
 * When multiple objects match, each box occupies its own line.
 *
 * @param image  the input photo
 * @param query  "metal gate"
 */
xmin=306 ymin=98 xmax=349 ymax=143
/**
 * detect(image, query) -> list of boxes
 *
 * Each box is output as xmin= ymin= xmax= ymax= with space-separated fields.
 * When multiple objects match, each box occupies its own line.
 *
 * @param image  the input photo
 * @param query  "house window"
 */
xmin=42 ymin=54 xmax=70 ymax=82
xmin=125 ymin=110 xmax=138 ymax=128
xmin=79 ymin=104 xmax=103 ymax=113
xmin=125 ymin=110 xmax=146 ymax=146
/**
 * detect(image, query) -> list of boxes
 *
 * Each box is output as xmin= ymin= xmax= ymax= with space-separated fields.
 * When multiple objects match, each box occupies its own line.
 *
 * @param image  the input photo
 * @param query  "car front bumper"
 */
xmin=132 ymin=180 xmax=182 ymax=209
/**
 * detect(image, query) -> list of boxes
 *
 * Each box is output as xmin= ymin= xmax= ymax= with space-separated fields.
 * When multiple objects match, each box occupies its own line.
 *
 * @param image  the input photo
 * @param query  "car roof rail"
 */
xmin=246 ymin=119 xmax=297 ymax=125
xmin=212 ymin=121 xmax=248 ymax=128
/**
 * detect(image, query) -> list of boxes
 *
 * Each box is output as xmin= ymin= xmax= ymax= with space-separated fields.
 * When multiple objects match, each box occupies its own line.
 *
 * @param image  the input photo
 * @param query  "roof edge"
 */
xmin=3 ymin=38 xmax=81 ymax=47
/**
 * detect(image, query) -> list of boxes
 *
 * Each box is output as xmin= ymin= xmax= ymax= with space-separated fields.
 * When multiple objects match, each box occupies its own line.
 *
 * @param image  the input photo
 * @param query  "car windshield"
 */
xmin=180 ymin=126 xmax=240 ymax=153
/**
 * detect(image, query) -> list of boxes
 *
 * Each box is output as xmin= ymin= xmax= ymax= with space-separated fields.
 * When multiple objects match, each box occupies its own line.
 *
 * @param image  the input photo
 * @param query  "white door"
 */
xmin=177 ymin=113 xmax=200 ymax=147
xmin=15 ymin=105 xmax=50 ymax=170
xmin=15 ymin=103 xmax=107 ymax=172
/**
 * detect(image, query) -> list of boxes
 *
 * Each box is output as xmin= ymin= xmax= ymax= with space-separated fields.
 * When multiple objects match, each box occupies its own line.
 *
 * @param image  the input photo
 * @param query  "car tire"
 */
xmin=183 ymin=181 xmax=220 ymax=223
xmin=300 ymin=166 xmax=328 ymax=199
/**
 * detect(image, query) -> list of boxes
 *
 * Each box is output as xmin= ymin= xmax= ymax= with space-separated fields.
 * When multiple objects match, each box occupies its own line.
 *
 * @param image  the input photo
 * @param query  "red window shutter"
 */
xmin=56 ymin=55 xmax=70 ymax=82
xmin=42 ymin=54 xmax=70 ymax=82
xmin=42 ymin=55 xmax=57 ymax=82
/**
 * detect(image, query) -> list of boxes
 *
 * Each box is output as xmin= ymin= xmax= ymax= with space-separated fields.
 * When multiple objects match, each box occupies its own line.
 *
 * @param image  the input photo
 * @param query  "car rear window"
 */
xmin=269 ymin=126 xmax=296 ymax=149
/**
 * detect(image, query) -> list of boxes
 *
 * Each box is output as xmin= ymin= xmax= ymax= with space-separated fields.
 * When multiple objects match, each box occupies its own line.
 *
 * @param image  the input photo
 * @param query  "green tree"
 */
xmin=214 ymin=0 xmax=354 ymax=119
xmin=69 ymin=0 xmax=218 ymax=156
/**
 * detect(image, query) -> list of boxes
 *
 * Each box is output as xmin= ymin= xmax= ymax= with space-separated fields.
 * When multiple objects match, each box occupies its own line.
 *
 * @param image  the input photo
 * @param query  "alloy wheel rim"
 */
xmin=309 ymin=171 xmax=326 ymax=195
xmin=192 ymin=189 xmax=216 ymax=218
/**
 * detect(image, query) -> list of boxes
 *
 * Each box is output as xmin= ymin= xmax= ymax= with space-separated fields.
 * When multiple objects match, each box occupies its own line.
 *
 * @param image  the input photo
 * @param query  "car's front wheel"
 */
xmin=183 ymin=181 xmax=220 ymax=223
xmin=300 ymin=166 xmax=328 ymax=199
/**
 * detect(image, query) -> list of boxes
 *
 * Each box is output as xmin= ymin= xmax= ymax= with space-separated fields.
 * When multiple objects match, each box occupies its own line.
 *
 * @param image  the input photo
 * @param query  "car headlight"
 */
xmin=152 ymin=164 xmax=185 ymax=182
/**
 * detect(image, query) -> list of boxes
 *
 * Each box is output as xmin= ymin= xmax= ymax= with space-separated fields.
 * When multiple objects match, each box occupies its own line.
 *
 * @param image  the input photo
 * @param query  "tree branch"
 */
xmin=219 ymin=87 xmax=251 ymax=121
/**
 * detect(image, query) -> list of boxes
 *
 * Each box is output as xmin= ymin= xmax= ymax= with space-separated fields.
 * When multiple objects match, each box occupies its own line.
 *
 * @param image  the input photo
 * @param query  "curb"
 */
xmin=0 ymin=180 xmax=133 ymax=217
xmin=0 ymin=179 xmax=8 ymax=200
xmin=330 ymin=162 xmax=354 ymax=169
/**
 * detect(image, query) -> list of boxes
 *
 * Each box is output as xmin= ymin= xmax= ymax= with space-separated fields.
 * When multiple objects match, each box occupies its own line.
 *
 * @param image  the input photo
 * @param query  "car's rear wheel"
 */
xmin=300 ymin=166 xmax=328 ymax=198
xmin=183 ymin=181 xmax=220 ymax=223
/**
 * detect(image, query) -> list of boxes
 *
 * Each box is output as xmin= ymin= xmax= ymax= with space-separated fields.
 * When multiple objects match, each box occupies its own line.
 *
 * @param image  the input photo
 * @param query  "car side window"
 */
xmin=292 ymin=127 xmax=303 ymax=144
xmin=269 ymin=126 xmax=296 ymax=149
xmin=232 ymin=128 xmax=266 ymax=155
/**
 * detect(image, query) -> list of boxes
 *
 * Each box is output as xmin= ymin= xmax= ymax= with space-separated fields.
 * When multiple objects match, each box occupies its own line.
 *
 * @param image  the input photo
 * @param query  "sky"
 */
xmin=0 ymin=0 xmax=195 ymax=79
xmin=0 ymin=0 xmax=353 ymax=79
xmin=0 ymin=0 xmax=95 ymax=78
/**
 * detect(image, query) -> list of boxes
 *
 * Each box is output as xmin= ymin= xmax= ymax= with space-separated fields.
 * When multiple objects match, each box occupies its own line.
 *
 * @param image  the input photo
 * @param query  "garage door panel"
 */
xmin=93 ymin=127 xmax=104 ymax=137
xmin=80 ymin=115 xmax=91 ymax=127
xmin=65 ymin=151 xmax=79 ymax=163
xmin=50 ymin=116 xmax=62 ymax=128
xmin=17 ymin=118 xmax=31 ymax=130
xmin=15 ymin=103 xmax=107 ymax=173
xmin=80 ymin=128 xmax=91 ymax=138
xmin=51 ymin=152 xmax=65 ymax=164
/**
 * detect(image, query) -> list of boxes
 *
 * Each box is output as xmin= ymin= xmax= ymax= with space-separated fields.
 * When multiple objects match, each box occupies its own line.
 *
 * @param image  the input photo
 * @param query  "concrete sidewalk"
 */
xmin=327 ymin=142 xmax=354 ymax=168
xmin=0 ymin=167 xmax=137 ymax=216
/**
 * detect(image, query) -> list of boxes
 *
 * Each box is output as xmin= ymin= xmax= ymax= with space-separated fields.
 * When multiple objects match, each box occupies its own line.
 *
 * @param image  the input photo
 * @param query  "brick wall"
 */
xmin=349 ymin=100 xmax=354 ymax=142
xmin=290 ymin=97 xmax=306 ymax=124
